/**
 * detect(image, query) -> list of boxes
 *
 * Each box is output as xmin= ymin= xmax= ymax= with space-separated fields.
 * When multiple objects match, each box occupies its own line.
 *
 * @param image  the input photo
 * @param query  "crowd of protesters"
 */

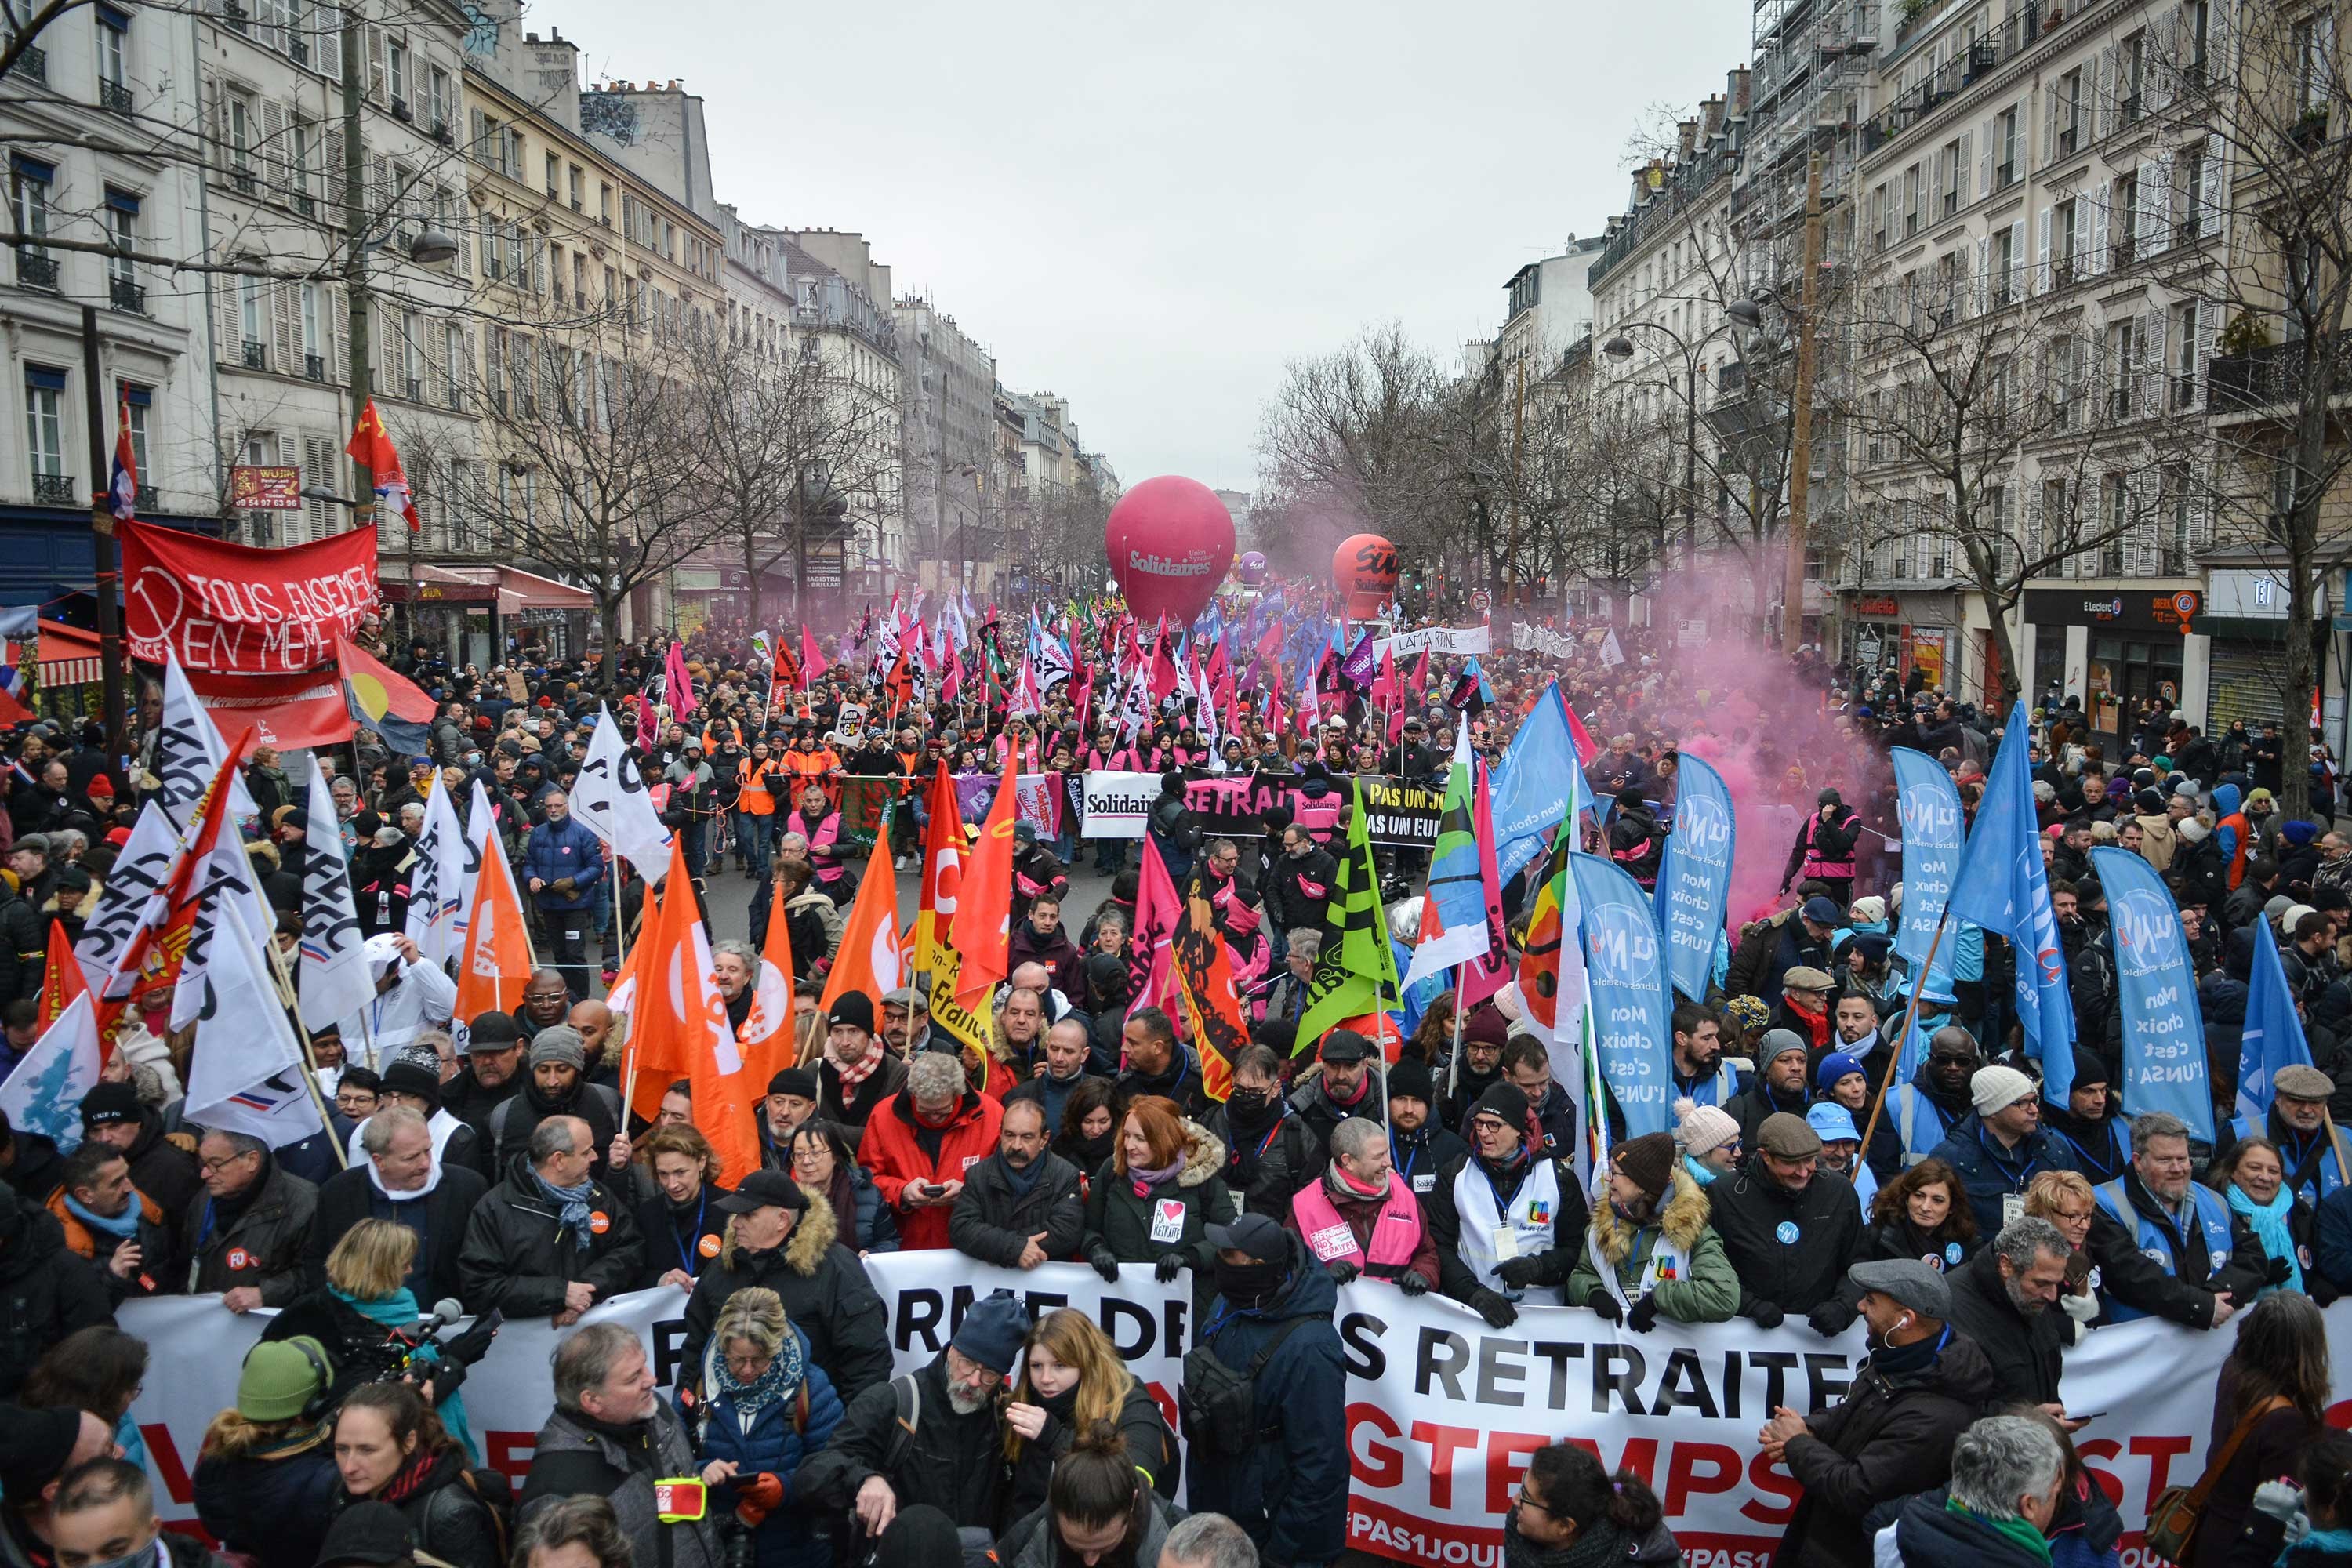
xmin=0 ymin=593 xmax=2340 ymax=1568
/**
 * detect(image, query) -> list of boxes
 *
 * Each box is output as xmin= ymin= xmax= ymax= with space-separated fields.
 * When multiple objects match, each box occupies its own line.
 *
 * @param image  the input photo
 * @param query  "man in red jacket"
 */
xmin=856 ymin=1049 xmax=1004 ymax=1250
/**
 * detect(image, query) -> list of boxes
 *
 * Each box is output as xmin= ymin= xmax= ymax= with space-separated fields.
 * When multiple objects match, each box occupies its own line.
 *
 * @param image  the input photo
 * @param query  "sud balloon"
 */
xmin=1237 ymin=550 xmax=1268 ymax=586
xmin=1104 ymin=476 xmax=1236 ymax=624
xmin=1333 ymin=532 xmax=1399 ymax=618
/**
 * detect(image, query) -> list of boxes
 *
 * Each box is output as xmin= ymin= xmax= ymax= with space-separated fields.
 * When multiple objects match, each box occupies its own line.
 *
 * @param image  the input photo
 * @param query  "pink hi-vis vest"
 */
xmin=1290 ymin=1174 xmax=1423 ymax=1277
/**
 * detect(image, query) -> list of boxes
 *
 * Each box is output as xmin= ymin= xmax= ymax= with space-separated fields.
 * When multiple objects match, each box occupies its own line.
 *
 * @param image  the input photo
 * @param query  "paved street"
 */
xmin=697 ymin=840 xmax=1131 ymax=951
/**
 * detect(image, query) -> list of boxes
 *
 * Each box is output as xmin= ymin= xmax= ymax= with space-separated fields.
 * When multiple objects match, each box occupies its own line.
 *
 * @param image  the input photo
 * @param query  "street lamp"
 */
xmin=1602 ymin=322 xmax=1703 ymax=582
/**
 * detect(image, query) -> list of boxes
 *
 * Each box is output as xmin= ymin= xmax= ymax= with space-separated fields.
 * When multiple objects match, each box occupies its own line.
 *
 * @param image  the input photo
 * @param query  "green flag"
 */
xmin=1298 ymin=777 xmax=1403 ymax=1047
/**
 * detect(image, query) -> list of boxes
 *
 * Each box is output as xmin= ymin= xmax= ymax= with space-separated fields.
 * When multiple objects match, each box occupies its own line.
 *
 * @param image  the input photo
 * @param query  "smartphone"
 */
xmin=924 ymin=1182 xmax=948 ymax=1196
xmin=479 ymin=1308 xmax=505 ymax=1334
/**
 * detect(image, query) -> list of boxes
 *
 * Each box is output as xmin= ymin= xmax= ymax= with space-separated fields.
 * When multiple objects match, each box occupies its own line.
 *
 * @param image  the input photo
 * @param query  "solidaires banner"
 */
xmin=122 ymin=1261 xmax=2302 ymax=1566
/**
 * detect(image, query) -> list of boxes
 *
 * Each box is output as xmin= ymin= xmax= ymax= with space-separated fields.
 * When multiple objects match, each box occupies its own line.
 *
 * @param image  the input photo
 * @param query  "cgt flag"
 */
xmin=1297 ymin=778 xmax=1403 ymax=1049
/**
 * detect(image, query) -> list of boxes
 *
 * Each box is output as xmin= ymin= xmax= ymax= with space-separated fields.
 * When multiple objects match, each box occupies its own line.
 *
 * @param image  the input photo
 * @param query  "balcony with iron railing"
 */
xmin=2210 ymin=328 xmax=2352 ymax=418
xmin=99 ymin=79 xmax=132 ymax=114
xmin=134 ymin=484 xmax=156 ymax=511
xmin=14 ymin=249 xmax=56 ymax=291
xmin=304 ymin=353 xmax=325 ymax=381
xmin=241 ymin=339 xmax=267 ymax=370
xmin=108 ymin=275 xmax=144 ymax=314
xmin=6 ymin=45 xmax=44 ymax=82
xmin=1860 ymin=2 xmax=2044 ymax=157
xmin=29 ymin=474 xmax=74 ymax=505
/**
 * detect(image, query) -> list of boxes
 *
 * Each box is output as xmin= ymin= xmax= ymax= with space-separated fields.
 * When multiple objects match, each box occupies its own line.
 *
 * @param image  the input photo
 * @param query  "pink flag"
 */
xmin=1129 ymin=837 xmax=1181 ymax=1014
xmin=663 ymin=641 xmax=698 ymax=717
xmin=1148 ymin=617 xmax=1179 ymax=703
xmin=1373 ymin=644 xmax=1400 ymax=715
xmin=1565 ymin=702 xmax=1599 ymax=765
xmin=797 ymin=625 xmax=829 ymax=688
xmin=940 ymin=651 xmax=961 ymax=706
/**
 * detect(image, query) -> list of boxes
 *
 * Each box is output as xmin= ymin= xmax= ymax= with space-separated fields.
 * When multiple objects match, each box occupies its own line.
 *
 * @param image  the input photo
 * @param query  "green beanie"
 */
xmin=238 ymin=1337 xmax=329 ymax=1422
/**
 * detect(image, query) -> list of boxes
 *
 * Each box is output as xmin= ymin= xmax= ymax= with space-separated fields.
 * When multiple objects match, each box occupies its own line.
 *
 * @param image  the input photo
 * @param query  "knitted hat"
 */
xmin=829 ymin=992 xmax=876 ymax=1034
xmin=1674 ymin=1098 xmax=1740 ymax=1157
xmin=1460 ymin=1003 xmax=1511 ymax=1051
xmin=1970 ymin=1064 xmax=2037 ymax=1116
xmin=79 ymin=1082 xmax=140 ymax=1130
xmin=950 ymin=1290 xmax=1031 ymax=1374
xmin=377 ymin=1059 xmax=442 ymax=1108
xmin=1613 ymin=1132 xmax=1675 ymax=1199
xmin=1468 ymin=1080 xmax=1530 ymax=1130
xmin=2067 ymin=1048 xmax=2110 ymax=1091
xmin=1848 ymin=895 xmax=1887 ymax=927
xmin=1759 ymin=1028 xmax=1811 ymax=1065
xmin=0 ymin=1405 xmax=85 ymax=1501
xmin=1722 ymin=995 xmax=1771 ymax=1036
xmin=1817 ymin=1051 xmax=1868 ymax=1093
xmin=528 ymin=1026 xmax=586 ymax=1071
xmin=768 ymin=1066 xmax=818 ymax=1100
xmin=1387 ymin=1056 xmax=1434 ymax=1105
xmin=237 ymin=1336 xmax=330 ymax=1421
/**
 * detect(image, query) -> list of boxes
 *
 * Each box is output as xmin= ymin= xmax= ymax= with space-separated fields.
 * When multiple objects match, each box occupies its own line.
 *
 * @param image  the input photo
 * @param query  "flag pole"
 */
xmin=1859 ymin=909 xmax=1952 ymax=1157
xmin=260 ymin=930 xmax=350 ymax=1168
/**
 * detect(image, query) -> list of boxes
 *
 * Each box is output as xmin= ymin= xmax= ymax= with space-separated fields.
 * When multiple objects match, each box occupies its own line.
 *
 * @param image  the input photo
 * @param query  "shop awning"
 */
xmin=401 ymin=566 xmax=593 ymax=616
xmin=36 ymin=619 xmax=101 ymax=685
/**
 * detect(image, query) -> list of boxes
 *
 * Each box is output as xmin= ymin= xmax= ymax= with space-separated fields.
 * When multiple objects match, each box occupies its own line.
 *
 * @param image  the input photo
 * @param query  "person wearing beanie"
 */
xmin=1440 ymin=1002 xmax=1511 ymax=1133
xmin=1550 ymin=1131 xmax=1739 ymax=1331
xmin=1814 ymin=1052 xmax=1904 ymax=1182
xmin=1428 ymin=1081 xmax=1590 ymax=1330
xmin=2132 ymin=785 xmax=2179 ymax=873
xmin=344 ymin=1054 xmax=488 ymax=1181
xmin=1783 ymin=788 xmax=1860 ymax=906
xmin=1704 ymin=1111 xmax=1865 ymax=1334
xmin=2037 ymin=1049 xmax=2129 ymax=1185
xmin=796 ymin=1289 xmax=1025 ymax=1537
xmin=192 ymin=1338 xmax=343 ymax=1568
xmin=1674 ymin=1098 xmax=1743 ymax=1185
xmin=758 ymin=1065 xmax=822 ymax=1171
xmin=1925 ymin=1065 xmax=2080 ymax=1236
xmin=1606 ymin=786 xmax=1663 ymax=890
xmin=816 ymin=989 xmax=908 ymax=1141
xmin=487 ymin=1025 xmax=625 ymax=1184
xmin=1382 ymin=1053 xmax=1468 ymax=1200
xmin=1727 ymin=1029 xmax=1814 ymax=1150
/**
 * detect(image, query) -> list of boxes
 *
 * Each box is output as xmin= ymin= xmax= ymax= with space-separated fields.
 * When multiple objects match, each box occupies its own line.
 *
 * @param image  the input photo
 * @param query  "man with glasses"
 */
xmin=1431 ymin=1083 xmax=1587 ymax=1330
xmin=183 ymin=1127 xmax=318 ymax=1313
xmin=1705 ymin=1111 xmax=1863 ymax=1336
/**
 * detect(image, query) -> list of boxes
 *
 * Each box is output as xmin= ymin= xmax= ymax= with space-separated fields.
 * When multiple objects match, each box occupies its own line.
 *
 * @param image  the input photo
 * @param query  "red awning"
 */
xmin=36 ymin=619 xmax=101 ymax=685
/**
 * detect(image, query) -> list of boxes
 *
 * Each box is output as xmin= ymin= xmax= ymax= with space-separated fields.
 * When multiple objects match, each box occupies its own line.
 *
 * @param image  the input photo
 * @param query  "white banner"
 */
xmin=1080 ymin=769 xmax=1161 ymax=840
xmin=121 ymin=1260 xmax=2293 ymax=1566
xmin=1374 ymin=625 xmax=1490 ymax=659
xmin=1512 ymin=622 xmax=1580 ymax=659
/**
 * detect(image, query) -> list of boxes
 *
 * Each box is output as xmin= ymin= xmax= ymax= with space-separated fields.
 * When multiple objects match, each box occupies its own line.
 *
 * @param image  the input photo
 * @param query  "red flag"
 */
xmin=1128 ymin=839 xmax=1180 ymax=1013
xmin=1373 ymin=644 xmax=1400 ymax=716
xmin=343 ymin=397 xmax=421 ymax=532
xmin=1565 ymin=701 xmax=1600 ymax=765
xmin=939 ymin=648 xmax=961 ymax=706
xmin=37 ymin=919 xmax=85 ymax=1029
xmin=949 ymin=760 xmax=1019 ymax=1004
xmin=798 ymin=625 xmax=829 ymax=688
xmin=1410 ymin=648 xmax=1431 ymax=699
xmin=913 ymin=763 xmax=964 ymax=977
xmin=1148 ymin=617 xmax=1178 ymax=703
xmin=663 ymin=641 xmax=698 ymax=717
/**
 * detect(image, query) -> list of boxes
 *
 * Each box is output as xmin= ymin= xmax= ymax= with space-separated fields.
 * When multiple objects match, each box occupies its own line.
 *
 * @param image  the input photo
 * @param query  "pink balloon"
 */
xmin=1104 ymin=476 xmax=1236 ymax=624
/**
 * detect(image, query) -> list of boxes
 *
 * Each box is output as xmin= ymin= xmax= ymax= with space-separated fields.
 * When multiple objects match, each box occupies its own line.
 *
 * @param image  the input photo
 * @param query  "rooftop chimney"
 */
xmin=1728 ymin=66 xmax=1752 ymax=117
xmin=1702 ymin=93 xmax=1726 ymax=136
xmin=1678 ymin=118 xmax=1699 ymax=157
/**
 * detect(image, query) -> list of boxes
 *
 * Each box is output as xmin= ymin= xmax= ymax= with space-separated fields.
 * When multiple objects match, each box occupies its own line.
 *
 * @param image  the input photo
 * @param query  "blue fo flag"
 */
xmin=1653 ymin=753 xmax=1734 ymax=1004
xmin=1570 ymin=854 xmax=1675 ymax=1138
xmin=1492 ymin=684 xmax=1592 ymax=884
xmin=2238 ymin=911 xmax=2315 ymax=1127
xmin=2092 ymin=847 xmax=2214 ymax=1143
xmin=1944 ymin=713 xmax=2077 ymax=1099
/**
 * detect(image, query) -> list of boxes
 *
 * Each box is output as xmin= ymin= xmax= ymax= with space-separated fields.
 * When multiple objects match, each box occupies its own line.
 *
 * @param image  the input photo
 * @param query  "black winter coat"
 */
xmin=1777 ymin=1332 xmax=1998 ymax=1568
xmin=948 ymin=1151 xmax=1086 ymax=1266
xmin=792 ymin=1352 xmax=1007 ymax=1533
xmin=678 ymin=1194 xmax=891 ymax=1407
xmin=1942 ymin=1244 xmax=2065 ymax=1406
xmin=193 ymin=1436 xmax=341 ymax=1568
xmin=1081 ymin=1119 xmax=1236 ymax=1328
xmin=121 ymin=1109 xmax=202 ymax=1221
xmin=303 ymin=1160 xmax=488 ymax=1305
xmin=183 ymin=1160 xmax=318 ymax=1305
xmin=1706 ymin=1156 xmax=1864 ymax=1315
xmin=456 ymin=1156 xmax=645 ymax=1317
xmin=331 ymin=1456 xmax=504 ymax=1568
xmin=1198 ymin=1105 xmax=1321 ymax=1218
xmin=0 ymin=1196 xmax=111 ymax=1396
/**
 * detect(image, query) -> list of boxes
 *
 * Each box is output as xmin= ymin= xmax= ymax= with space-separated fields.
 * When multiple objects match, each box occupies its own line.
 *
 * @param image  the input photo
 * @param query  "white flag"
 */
xmin=574 ymin=705 xmax=673 ymax=882
xmin=74 ymin=800 xmax=182 ymax=1000
xmin=455 ymin=779 xmax=499 ymax=949
xmin=405 ymin=775 xmax=468 ymax=965
xmin=153 ymin=652 xmax=259 ymax=829
xmin=298 ymin=756 xmax=372 ymax=1033
xmin=185 ymin=896 xmax=322 ymax=1148
xmin=0 ymin=993 xmax=100 ymax=1155
xmin=169 ymin=818 xmax=270 ymax=1033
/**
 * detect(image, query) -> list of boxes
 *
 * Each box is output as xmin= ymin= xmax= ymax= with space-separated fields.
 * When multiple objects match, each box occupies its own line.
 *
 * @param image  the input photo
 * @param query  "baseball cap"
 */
xmin=713 ymin=1168 xmax=811 ymax=1215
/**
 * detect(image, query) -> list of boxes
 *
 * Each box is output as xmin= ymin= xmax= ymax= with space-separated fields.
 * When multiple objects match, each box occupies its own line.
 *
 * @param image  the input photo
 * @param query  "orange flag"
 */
xmin=608 ymin=894 xmax=673 ymax=1125
xmin=735 ymin=875 xmax=797 ymax=1088
xmin=631 ymin=834 xmax=760 ymax=1184
xmin=950 ymin=761 xmax=1018 ymax=1005
xmin=818 ymin=831 xmax=903 ymax=1018
xmin=37 ymin=920 xmax=85 ymax=1029
xmin=913 ymin=763 xmax=964 ymax=976
xmin=452 ymin=830 xmax=535 ymax=1030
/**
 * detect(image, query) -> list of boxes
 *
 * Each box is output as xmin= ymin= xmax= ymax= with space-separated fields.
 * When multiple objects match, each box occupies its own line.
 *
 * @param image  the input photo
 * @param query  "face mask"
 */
xmin=1226 ymin=1087 xmax=1273 ymax=1118
xmin=1214 ymin=1255 xmax=1289 ymax=1309
xmin=80 ymin=1540 xmax=158 ymax=1568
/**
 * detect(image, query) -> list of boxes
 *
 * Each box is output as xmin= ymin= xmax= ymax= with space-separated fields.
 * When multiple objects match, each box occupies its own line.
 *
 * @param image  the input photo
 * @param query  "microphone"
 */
xmin=427 ymin=1298 xmax=463 ymax=1329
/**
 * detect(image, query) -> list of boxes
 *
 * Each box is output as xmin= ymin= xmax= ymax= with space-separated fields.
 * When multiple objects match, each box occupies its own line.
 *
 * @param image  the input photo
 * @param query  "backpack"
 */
xmin=1178 ymin=1315 xmax=1309 ymax=1460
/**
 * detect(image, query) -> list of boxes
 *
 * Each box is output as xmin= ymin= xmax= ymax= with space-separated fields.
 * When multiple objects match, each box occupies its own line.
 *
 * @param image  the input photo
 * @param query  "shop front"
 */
xmin=1839 ymin=587 xmax=1965 ymax=688
xmin=2023 ymin=587 xmax=2198 ymax=753
xmin=2204 ymin=564 xmax=2331 ymax=739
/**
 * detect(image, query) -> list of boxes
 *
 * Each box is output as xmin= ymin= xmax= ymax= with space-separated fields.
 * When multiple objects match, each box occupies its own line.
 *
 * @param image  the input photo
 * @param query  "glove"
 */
xmin=1398 ymin=1271 xmax=1430 ymax=1297
xmin=2060 ymin=1287 xmax=2102 ymax=1323
xmin=1154 ymin=1253 xmax=1185 ymax=1284
xmin=442 ymin=1319 xmax=499 ymax=1367
xmin=1326 ymin=1260 xmax=1361 ymax=1286
xmin=552 ymin=877 xmax=576 ymax=895
xmin=1627 ymin=1295 xmax=1661 ymax=1334
xmin=1469 ymin=1288 xmax=1519 ymax=1329
xmin=1808 ymin=1298 xmax=1860 ymax=1338
xmin=739 ymin=1472 xmax=784 ymax=1512
xmin=2266 ymin=1253 xmax=2297 ymax=1287
xmin=1087 ymin=1245 xmax=1120 ymax=1283
xmin=1747 ymin=1299 xmax=1785 ymax=1330
xmin=1586 ymin=1290 xmax=1624 ymax=1324
xmin=1494 ymin=1255 xmax=1544 ymax=1290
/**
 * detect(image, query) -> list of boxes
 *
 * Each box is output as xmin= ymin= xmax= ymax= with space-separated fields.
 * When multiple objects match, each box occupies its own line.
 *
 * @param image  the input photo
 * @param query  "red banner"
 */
xmin=119 ymin=519 xmax=379 ymax=673
xmin=180 ymin=667 xmax=353 ymax=751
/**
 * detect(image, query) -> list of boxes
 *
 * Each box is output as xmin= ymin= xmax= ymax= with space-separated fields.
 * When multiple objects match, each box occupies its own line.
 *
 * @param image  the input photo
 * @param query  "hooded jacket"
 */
xmin=1705 ymin=1152 xmax=1865 ymax=1314
xmin=1779 ymin=1330 xmax=1999 ymax=1568
xmin=855 ymin=1088 xmax=1004 ymax=1251
xmin=456 ymin=1154 xmax=644 ymax=1318
xmin=1186 ymin=1234 xmax=1349 ymax=1568
xmin=0 ymin=1189 xmax=111 ymax=1397
xmin=679 ymin=1194 xmax=891 ymax=1407
xmin=1200 ymin=1098 xmax=1323 ymax=1218
xmin=1559 ymin=1167 xmax=1740 ymax=1322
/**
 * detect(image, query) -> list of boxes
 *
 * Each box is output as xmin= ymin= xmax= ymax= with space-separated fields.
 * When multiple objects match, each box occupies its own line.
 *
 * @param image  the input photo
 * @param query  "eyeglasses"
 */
xmin=198 ymin=1152 xmax=256 ymax=1175
xmin=1514 ymin=1488 xmax=1555 ymax=1517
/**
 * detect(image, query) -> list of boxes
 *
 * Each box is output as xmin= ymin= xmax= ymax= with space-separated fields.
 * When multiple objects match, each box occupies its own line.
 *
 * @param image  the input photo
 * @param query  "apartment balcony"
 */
xmin=15 ymin=249 xmax=56 ymax=291
xmin=135 ymin=484 xmax=157 ymax=511
xmin=289 ymin=37 xmax=307 ymax=66
xmin=99 ymin=79 xmax=132 ymax=115
xmin=241 ymin=338 xmax=267 ymax=370
xmin=29 ymin=474 xmax=74 ymax=505
xmin=107 ymin=275 xmax=145 ymax=314
xmin=304 ymin=353 xmax=326 ymax=381
xmin=6 ymin=45 xmax=44 ymax=82
xmin=2210 ymin=330 xmax=2352 ymax=420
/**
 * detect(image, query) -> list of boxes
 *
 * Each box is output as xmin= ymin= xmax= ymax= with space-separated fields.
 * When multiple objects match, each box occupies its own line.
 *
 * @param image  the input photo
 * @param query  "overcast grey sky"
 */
xmin=547 ymin=0 xmax=1754 ymax=495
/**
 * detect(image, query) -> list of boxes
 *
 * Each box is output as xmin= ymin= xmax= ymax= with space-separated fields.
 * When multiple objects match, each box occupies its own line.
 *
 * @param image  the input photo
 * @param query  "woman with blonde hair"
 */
xmin=686 ymin=1287 xmax=843 ymax=1568
xmin=633 ymin=1123 xmax=730 ymax=1290
xmin=263 ymin=1218 xmax=492 ymax=1459
xmin=1002 ymin=1306 xmax=1179 ymax=1523
xmin=2024 ymin=1168 xmax=2106 ymax=1341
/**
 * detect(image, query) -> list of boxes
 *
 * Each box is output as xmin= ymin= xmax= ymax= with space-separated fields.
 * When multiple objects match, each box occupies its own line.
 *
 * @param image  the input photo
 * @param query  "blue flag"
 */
xmin=1492 ymin=684 xmax=1593 ymax=884
xmin=1570 ymin=854 xmax=1675 ymax=1138
xmin=2238 ymin=911 xmax=2315 ymax=1127
xmin=1653 ymin=753 xmax=1734 ymax=1004
xmin=2092 ymin=847 xmax=2214 ymax=1143
xmin=1890 ymin=749 xmax=1963 ymax=967
xmin=1944 ymin=713 xmax=2077 ymax=1098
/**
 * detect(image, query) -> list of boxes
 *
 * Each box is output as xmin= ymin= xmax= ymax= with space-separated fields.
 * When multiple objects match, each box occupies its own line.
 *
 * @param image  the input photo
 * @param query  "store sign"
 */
xmin=228 ymin=465 xmax=300 ymax=510
xmin=2024 ymin=589 xmax=2193 ymax=635
xmin=1853 ymin=596 xmax=1901 ymax=617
